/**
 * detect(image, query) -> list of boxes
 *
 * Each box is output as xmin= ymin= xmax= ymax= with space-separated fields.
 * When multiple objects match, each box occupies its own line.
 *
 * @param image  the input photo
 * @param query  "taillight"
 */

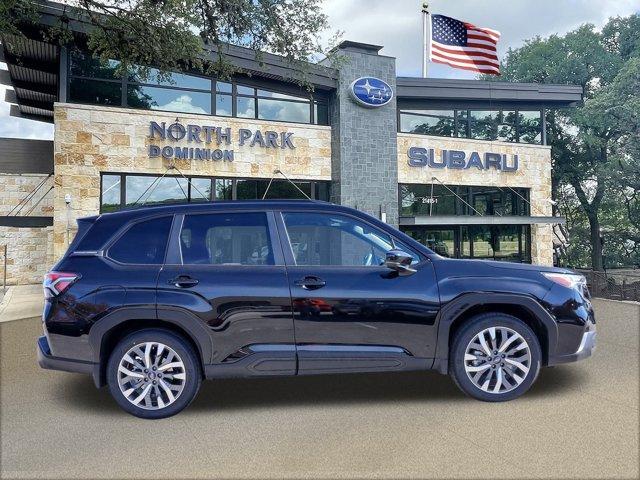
xmin=43 ymin=271 xmax=79 ymax=298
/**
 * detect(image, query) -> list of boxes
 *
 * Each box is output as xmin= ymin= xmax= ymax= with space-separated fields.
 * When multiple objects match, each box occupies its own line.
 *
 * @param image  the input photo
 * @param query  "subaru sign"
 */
xmin=349 ymin=77 xmax=393 ymax=107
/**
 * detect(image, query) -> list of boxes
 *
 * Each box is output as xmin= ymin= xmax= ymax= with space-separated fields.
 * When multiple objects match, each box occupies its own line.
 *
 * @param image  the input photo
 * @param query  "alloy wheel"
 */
xmin=117 ymin=342 xmax=186 ymax=410
xmin=464 ymin=326 xmax=531 ymax=394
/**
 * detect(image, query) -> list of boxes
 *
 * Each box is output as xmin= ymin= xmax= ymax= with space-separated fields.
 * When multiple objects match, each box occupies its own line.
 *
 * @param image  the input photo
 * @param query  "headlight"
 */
xmin=541 ymin=272 xmax=586 ymax=289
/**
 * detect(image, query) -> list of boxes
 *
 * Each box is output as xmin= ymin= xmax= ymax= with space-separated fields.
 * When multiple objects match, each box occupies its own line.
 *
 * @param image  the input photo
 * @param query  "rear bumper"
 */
xmin=37 ymin=336 xmax=101 ymax=386
xmin=548 ymin=328 xmax=597 ymax=365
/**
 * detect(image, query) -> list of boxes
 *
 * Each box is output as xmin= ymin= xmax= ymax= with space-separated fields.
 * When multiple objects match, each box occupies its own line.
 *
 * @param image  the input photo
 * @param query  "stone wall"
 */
xmin=0 ymin=173 xmax=53 ymax=216
xmin=53 ymin=103 xmax=332 ymax=258
xmin=397 ymin=134 xmax=554 ymax=266
xmin=325 ymin=48 xmax=399 ymax=225
xmin=0 ymin=226 xmax=53 ymax=285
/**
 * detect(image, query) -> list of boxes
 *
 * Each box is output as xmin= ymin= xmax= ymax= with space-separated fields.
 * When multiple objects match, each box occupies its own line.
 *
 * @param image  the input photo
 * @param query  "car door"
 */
xmin=276 ymin=210 xmax=440 ymax=375
xmin=156 ymin=209 xmax=296 ymax=376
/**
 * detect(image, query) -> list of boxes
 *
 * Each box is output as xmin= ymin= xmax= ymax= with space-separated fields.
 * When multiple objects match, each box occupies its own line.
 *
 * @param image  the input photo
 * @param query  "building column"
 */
xmin=322 ymin=42 xmax=399 ymax=226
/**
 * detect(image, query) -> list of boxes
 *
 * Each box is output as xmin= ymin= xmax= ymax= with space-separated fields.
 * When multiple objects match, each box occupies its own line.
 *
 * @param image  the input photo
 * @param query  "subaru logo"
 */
xmin=349 ymin=77 xmax=393 ymax=108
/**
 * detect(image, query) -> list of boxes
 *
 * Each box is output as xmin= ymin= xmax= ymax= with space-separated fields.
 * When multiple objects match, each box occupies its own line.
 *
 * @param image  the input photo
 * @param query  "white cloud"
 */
xmin=2 ymin=1 xmax=639 ymax=140
xmin=0 ymin=62 xmax=55 ymax=140
xmin=321 ymin=0 xmax=640 ymax=78
xmin=155 ymin=94 xmax=209 ymax=114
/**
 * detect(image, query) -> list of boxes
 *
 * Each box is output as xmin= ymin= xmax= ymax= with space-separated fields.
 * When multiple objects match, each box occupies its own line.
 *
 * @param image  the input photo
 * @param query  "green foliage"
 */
xmin=2 ymin=0 xmax=335 ymax=89
xmin=484 ymin=15 xmax=640 ymax=269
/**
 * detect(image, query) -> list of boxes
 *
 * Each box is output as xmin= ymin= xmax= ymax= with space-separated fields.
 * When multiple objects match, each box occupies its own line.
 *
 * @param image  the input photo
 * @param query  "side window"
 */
xmin=181 ymin=213 xmax=273 ymax=265
xmin=283 ymin=212 xmax=418 ymax=267
xmin=108 ymin=216 xmax=172 ymax=264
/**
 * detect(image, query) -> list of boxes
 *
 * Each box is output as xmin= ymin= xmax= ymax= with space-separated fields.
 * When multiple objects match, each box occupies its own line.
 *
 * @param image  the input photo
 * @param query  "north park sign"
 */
xmin=148 ymin=120 xmax=295 ymax=161
xmin=407 ymin=147 xmax=519 ymax=172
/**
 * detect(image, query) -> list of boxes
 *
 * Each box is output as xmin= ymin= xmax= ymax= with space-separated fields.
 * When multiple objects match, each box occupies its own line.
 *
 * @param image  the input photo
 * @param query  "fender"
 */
xmin=87 ymin=306 xmax=214 ymax=365
xmin=432 ymin=292 xmax=559 ymax=374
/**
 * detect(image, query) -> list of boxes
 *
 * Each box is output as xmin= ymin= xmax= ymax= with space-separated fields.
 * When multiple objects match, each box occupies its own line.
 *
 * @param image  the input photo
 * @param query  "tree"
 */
xmin=1 ymin=0 xmax=334 ymax=87
xmin=486 ymin=16 xmax=640 ymax=270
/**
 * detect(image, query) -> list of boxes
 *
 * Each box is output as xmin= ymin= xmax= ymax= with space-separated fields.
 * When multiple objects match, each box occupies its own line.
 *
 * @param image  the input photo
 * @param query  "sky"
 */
xmin=1 ymin=0 xmax=639 ymax=140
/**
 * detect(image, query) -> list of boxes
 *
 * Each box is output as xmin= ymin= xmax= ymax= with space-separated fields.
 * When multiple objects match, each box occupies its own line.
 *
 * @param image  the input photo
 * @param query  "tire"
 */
xmin=106 ymin=328 xmax=202 ymax=419
xmin=449 ymin=313 xmax=542 ymax=402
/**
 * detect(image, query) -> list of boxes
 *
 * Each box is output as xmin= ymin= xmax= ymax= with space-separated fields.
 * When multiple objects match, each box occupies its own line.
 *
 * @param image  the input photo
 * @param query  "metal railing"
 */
xmin=576 ymin=269 xmax=640 ymax=302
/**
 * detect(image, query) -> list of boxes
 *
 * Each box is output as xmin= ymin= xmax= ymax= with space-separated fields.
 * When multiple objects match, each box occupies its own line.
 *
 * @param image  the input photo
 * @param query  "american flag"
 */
xmin=429 ymin=14 xmax=501 ymax=75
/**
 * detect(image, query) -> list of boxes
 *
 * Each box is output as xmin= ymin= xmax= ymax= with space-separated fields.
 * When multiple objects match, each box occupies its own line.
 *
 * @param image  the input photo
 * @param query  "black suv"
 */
xmin=38 ymin=201 xmax=596 ymax=418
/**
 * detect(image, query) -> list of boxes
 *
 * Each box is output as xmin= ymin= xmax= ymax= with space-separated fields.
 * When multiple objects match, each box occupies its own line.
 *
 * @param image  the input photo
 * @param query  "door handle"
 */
xmin=294 ymin=276 xmax=326 ymax=290
xmin=169 ymin=275 xmax=199 ymax=288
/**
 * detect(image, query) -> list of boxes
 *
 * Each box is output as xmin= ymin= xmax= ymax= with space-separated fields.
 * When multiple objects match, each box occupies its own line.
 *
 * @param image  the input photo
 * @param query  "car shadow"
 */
xmin=58 ymin=365 xmax=587 ymax=415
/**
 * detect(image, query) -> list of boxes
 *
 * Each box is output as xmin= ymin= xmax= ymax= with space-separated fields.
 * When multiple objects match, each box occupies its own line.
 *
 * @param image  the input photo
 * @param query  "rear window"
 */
xmin=180 ymin=213 xmax=273 ymax=265
xmin=108 ymin=216 xmax=173 ymax=264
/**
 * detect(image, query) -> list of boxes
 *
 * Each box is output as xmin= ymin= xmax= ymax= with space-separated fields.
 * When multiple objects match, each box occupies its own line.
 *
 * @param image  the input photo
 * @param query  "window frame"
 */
xmin=274 ymin=209 xmax=426 ymax=268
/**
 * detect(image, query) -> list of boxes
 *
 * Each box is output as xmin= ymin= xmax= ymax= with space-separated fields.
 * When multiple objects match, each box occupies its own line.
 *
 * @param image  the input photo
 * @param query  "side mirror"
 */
xmin=384 ymin=249 xmax=417 ymax=276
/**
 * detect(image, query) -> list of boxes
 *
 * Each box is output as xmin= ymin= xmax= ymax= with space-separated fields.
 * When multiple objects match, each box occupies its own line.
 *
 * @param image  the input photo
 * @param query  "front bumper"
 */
xmin=37 ymin=336 xmax=100 ymax=385
xmin=548 ymin=328 xmax=597 ymax=365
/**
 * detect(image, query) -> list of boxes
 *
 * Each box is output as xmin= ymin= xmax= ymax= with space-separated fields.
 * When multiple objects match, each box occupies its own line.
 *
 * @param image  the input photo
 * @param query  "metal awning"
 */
xmin=399 ymin=215 xmax=566 ymax=226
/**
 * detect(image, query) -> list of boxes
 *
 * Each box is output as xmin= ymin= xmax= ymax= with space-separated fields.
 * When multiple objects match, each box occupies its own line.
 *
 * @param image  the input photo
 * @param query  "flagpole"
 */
xmin=422 ymin=2 xmax=430 ymax=77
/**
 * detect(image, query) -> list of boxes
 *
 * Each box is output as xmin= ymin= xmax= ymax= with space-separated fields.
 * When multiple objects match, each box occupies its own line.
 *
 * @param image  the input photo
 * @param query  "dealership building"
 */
xmin=0 ymin=1 xmax=582 ymax=284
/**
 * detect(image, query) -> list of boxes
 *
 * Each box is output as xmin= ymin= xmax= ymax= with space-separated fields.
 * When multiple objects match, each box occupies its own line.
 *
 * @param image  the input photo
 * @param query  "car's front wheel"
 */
xmin=449 ymin=313 xmax=541 ymax=402
xmin=106 ymin=329 xmax=201 ymax=419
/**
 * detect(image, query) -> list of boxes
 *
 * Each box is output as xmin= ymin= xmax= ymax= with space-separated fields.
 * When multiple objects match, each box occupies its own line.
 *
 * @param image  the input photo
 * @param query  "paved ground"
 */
xmin=0 ymin=284 xmax=43 ymax=323
xmin=1 ymin=299 xmax=638 ymax=479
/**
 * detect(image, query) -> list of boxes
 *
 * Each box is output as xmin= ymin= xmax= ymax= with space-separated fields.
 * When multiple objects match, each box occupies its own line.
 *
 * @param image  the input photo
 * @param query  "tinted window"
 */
xmin=181 ymin=213 xmax=273 ymax=265
xmin=109 ymin=216 xmax=172 ymax=264
xmin=69 ymin=78 xmax=122 ymax=106
xmin=127 ymin=85 xmax=211 ymax=114
xmin=283 ymin=212 xmax=416 ymax=267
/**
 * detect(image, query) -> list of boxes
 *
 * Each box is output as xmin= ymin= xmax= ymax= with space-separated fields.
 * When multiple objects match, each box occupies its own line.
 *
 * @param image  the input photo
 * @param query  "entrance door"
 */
xmin=157 ymin=210 xmax=295 ymax=375
xmin=277 ymin=211 xmax=440 ymax=374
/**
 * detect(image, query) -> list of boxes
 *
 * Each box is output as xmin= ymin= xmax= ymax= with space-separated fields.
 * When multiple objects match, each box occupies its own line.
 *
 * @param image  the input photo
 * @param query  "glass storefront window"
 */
xmin=128 ymin=67 xmax=211 ymax=90
xmin=400 ymin=110 xmax=455 ymax=137
xmin=101 ymin=175 xmax=121 ymax=212
xmin=215 ymin=94 xmax=232 ymax=116
xmin=69 ymin=78 xmax=122 ymax=106
xmin=257 ymin=98 xmax=310 ymax=123
xmin=70 ymin=49 xmax=121 ymax=79
xmin=236 ymin=97 xmax=255 ymax=118
xmin=67 ymin=49 xmax=328 ymax=125
xmin=101 ymin=174 xmax=330 ymax=212
xmin=400 ymin=184 xmax=527 ymax=217
xmin=400 ymin=108 xmax=542 ymax=144
xmin=214 ymin=179 xmax=233 ymax=200
xmin=125 ymin=176 xmax=188 ymax=207
xmin=518 ymin=111 xmax=542 ymax=144
xmin=314 ymin=102 xmax=329 ymax=125
xmin=190 ymin=178 xmax=212 ymax=201
xmin=127 ymin=85 xmax=211 ymax=114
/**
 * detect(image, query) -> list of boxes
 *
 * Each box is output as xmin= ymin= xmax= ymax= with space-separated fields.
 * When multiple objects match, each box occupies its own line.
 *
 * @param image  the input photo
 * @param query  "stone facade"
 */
xmin=52 ymin=103 xmax=332 ymax=258
xmin=0 ymin=226 xmax=53 ymax=285
xmin=397 ymin=133 xmax=554 ymax=265
xmin=324 ymin=47 xmax=399 ymax=225
xmin=0 ymin=173 xmax=54 ymax=284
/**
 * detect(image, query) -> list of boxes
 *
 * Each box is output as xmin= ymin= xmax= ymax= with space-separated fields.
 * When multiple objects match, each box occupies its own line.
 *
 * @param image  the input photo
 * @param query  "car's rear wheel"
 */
xmin=106 ymin=329 xmax=201 ymax=419
xmin=449 ymin=313 xmax=541 ymax=402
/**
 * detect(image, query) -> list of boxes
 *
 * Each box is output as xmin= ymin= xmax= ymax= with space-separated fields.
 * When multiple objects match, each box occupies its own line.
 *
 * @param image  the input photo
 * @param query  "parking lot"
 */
xmin=1 ymin=298 xmax=638 ymax=479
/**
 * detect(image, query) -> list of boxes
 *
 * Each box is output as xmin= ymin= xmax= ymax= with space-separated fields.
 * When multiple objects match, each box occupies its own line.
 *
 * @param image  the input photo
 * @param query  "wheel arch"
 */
xmin=88 ymin=306 xmax=213 ymax=387
xmin=432 ymin=293 xmax=558 ymax=374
